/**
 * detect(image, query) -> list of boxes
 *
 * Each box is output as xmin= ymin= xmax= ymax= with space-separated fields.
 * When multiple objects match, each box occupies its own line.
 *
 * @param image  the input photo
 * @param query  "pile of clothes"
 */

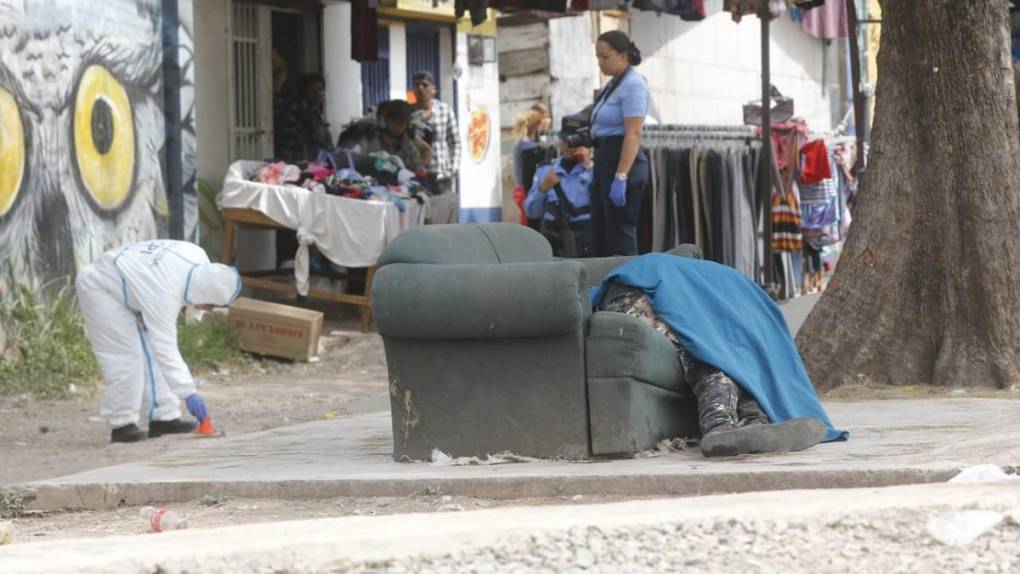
xmin=250 ymin=149 xmax=426 ymax=211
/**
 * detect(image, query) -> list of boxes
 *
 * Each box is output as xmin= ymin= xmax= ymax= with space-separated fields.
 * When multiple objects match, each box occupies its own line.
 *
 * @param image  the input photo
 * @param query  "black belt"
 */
xmin=592 ymin=135 xmax=625 ymax=148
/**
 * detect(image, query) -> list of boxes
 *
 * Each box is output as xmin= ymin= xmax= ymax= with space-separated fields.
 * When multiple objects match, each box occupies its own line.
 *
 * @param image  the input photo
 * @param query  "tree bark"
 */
xmin=797 ymin=0 xmax=1020 ymax=391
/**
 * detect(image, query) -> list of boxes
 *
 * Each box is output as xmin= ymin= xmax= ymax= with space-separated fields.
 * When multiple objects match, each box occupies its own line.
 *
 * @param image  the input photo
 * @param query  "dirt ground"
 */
xmin=3 ymin=493 xmax=645 ymax=543
xmin=0 ymin=309 xmax=389 ymax=486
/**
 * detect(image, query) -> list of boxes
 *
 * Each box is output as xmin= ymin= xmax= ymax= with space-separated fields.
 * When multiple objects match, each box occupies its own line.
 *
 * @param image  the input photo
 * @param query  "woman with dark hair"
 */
xmin=590 ymin=30 xmax=650 ymax=256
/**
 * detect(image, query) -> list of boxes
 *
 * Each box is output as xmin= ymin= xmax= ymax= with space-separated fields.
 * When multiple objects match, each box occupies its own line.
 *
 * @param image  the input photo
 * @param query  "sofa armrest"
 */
xmin=372 ymin=261 xmax=591 ymax=339
xmin=586 ymin=311 xmax=687 ymax=394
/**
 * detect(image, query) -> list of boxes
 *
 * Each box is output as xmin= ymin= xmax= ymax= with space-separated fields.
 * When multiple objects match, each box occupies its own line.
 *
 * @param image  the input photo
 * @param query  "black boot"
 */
xmin=692 ymin=369 xmax=826 ymax=458
xmin=111 ymin=423 xmax=147 ymax=443
xmin=700 ymin=417 xmax=827 ymax=458
xmin=691 ymin=368 xmax=740 ymax=436
xmin=148 ymin=418 xmax=198 ymax=438
xmin=737 ymin=390 xmax=769 ymax=427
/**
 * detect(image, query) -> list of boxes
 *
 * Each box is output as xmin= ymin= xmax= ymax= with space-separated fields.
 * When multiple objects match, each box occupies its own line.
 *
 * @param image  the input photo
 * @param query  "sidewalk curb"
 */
xmin=5 ymin=466 xmax=960 ymax=512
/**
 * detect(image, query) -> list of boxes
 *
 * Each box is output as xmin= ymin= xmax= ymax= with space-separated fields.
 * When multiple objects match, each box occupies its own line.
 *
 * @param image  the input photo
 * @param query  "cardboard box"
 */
xmin=228 ymin=297 xmax=323 ymax=361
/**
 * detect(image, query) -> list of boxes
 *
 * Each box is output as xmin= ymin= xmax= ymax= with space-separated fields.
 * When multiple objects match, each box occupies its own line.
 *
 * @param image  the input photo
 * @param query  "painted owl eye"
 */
xmin=0 ymin=87 xmax=25 ymax=217
xmin=73 ymin=65 xmax=135 ymax=210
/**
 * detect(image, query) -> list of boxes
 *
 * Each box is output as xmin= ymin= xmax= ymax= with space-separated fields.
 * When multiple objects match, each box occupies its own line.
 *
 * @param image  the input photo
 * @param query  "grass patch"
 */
xmin=1 ymin=270 xmax=252 ymax=399
xmin=177 ymin=315 xmax=250 ymax=373
xmin=0 ymin=275 xmax=99 ymax=398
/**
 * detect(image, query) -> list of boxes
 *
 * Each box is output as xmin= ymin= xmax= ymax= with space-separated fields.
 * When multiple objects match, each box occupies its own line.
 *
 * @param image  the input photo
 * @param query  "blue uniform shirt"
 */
xmin=591 ymin=69 xmax=649 ymax=138
xmin=524 ymin=158 xmax=593 ymax=224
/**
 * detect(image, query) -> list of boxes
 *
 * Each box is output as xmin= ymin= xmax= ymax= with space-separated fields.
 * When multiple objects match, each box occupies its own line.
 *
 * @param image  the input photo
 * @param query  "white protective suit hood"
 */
xmin=185 ymin=263 xmax=242 ymax=308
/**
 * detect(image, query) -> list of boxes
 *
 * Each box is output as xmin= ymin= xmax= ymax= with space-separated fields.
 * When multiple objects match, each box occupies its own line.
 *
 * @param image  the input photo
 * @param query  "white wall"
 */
xmin=549 ymin=15 xmax=596 ymax=126
xmin=193 ymin=0 xmax=231 ymax=190
xmin=323 ymin=1 xmax=362 ymax=140
xmin=440 ymin=26 xmax=454 ymax=103
xmin=456 ymin=31 xmax=503 ymax=222
xmin=630 ymin=1 xmax=839 ymax=130
xmin=388 ymin=22 xmax=408 ymax=100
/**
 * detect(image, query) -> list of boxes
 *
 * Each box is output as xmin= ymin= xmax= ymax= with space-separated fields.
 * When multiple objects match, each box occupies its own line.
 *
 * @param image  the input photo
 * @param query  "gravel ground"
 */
xmin=348 ymin=509 xmax=1020 ymax=574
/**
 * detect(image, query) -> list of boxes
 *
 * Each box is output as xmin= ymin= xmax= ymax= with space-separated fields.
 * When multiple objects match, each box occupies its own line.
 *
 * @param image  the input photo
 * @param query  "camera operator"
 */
xmin=590 ymin=30 xmax=650 ymax=256
xmin=524 ymin=117 xmax=594 ymax=257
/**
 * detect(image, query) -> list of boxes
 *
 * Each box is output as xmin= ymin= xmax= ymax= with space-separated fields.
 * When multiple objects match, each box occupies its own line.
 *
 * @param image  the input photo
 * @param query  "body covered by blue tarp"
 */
xmin=591 ymin=253 xmax=847 ymax=442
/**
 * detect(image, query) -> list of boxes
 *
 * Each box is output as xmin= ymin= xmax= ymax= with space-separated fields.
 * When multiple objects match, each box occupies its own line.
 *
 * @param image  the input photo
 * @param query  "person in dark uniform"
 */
xmin=590 ymin=31 xmax=650 ymax=256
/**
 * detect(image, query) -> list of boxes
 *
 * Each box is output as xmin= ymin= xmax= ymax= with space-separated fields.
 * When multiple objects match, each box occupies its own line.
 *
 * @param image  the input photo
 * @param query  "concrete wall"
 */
xmin=193 ymin=0 xmax=232 ymax=260
xmin=457 ymin=31 xmax=503 ymax=223
xmin=323 ymin=1 xmax=362 ymax=141
xmin=631 ymin=1 xmax=840 ymax=130
xmin=194 ymin=0 xmax=231 ymax=193
xmin=549 ymin=15 xmax=597 ymax=126
xmin=388 ymin=23 xmax=408 ymax=101
xmin=0 ymin=0 xmax=195 ymax=285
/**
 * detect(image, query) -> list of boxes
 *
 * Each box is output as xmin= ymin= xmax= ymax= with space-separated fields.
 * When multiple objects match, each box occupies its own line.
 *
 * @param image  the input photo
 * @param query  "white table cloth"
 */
xmin=219 ymin=160 xmax=425 ymax=295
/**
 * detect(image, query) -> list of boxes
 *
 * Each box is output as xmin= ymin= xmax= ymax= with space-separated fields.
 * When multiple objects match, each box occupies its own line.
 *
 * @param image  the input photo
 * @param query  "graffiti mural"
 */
xmin=0 ymin=0 xmax=196 ymax=287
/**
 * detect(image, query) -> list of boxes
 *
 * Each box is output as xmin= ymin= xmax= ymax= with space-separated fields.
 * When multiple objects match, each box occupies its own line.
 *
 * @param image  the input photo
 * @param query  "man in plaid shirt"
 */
xmin=412 ymin=71 xmax=461 ymax=224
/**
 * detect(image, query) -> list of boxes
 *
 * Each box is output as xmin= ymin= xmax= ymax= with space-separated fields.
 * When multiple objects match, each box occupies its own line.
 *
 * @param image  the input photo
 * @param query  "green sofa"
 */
xmin=372 ymin=223 xmax=701 ymax=460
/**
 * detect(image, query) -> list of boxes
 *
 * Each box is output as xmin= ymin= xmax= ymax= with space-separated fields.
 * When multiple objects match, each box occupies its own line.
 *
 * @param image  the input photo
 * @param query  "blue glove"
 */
xmin=185 ymin=393 xmax=208 ymax=421
xmin=609 ymin=178 xmax=627 ymax=207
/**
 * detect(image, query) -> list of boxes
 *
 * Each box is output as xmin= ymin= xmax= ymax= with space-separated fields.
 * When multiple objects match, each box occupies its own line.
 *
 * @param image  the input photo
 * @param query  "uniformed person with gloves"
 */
xmin=75 ymin=240 xmax=242 ymax=443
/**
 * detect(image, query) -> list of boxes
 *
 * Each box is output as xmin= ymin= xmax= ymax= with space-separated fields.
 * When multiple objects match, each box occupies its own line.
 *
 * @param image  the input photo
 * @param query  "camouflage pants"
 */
xmin=598 ymin=285 xmax=768 ymax=434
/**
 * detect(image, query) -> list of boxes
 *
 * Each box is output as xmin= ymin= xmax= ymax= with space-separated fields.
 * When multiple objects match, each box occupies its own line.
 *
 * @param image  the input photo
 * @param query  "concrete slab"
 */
xmin=7 ymin=398 xmax=1019 ymax=512
xmin=778 ymin=292 xmax=820 ymax=335
xmin=3 ymin=481 xmax=1020 ymax=574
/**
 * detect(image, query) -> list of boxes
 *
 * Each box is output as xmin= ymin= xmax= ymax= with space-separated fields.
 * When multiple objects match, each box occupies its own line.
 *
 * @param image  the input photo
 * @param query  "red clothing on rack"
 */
xmin=799 ymin=139 xmax=833 ymax=185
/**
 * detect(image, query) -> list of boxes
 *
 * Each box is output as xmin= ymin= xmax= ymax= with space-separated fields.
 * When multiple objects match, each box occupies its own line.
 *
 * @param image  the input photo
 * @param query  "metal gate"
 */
xmin=406 ymin=25 xmax=441 ymax=100
xmin=361 ymin=27 xmax=390 ymax=112
xmin=230 ymin=2 xmax=273 ymax=161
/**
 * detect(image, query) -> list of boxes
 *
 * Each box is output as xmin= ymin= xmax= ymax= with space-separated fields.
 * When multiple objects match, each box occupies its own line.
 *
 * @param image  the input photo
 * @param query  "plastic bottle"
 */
xmin=139 ymin=506 xmax=188 ymax=532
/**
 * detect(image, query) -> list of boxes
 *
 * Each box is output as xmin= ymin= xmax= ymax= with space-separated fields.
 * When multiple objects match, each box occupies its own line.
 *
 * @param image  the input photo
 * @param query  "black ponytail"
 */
xmin=598 ymin=30 xmax=642 ymax=67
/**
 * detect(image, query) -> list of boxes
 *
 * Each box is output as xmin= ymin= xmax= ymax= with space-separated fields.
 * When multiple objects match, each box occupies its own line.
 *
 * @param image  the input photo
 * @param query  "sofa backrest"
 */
xmin=377 ymin=223 xmax=553 ymax=267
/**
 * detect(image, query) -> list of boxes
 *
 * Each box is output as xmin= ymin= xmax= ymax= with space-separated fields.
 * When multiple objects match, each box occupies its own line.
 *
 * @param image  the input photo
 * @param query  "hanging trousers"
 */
xmin=592 ymin=136 xmax=650 ymax=256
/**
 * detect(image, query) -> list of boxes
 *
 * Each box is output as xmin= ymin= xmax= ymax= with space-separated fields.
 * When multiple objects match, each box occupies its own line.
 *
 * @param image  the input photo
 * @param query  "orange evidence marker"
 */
xmin=194 ymin=417 xmax=220 ymax=437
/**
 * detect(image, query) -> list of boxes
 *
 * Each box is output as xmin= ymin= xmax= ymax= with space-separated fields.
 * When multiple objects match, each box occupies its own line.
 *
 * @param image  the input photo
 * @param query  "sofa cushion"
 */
xmin=586 ymin=311 xmax=688 ymax=395
xmin=377 ymin=223 xmax=552 ymax=267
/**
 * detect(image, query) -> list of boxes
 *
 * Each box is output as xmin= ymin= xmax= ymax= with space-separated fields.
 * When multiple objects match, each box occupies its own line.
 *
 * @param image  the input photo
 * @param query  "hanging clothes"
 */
xmin=800 ymin=0 xmax=848 ymax=39
xmin=641 ymin=128 xmax=763 ymax=282
xmin=799 ymin=139 xmax=833 ymax=184
xmin=489 ymin=0 xmax=568 ymax=11
xmin=724 ymin=0 xmax=795 ymax=23
xmin=631 ymin=0 xmax=705 ymax=21
xmin=351 ymin=0 xmax=379 ymax=63
xmin=455 ymin=0 xmax=490 ymax=26
xmin=768 ymin=122 xmax=807 ymax=253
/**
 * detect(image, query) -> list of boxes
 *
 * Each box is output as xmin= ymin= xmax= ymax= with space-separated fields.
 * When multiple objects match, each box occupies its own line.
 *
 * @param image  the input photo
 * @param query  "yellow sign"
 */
xmin=468 ymin=106 xmax=491 ymax=163
xmin=379 ymin=0 xmax=497 ymax=36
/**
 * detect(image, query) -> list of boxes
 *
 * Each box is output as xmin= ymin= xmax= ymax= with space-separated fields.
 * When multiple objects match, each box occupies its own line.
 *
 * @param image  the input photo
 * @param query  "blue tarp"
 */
xmin=591 ymin=253 xmax=848 ymax=442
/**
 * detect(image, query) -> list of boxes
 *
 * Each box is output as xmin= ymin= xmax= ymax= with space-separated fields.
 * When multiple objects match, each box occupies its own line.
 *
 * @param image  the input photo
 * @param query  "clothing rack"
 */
xmin=644 ymin=125 xmax=760 ymax=145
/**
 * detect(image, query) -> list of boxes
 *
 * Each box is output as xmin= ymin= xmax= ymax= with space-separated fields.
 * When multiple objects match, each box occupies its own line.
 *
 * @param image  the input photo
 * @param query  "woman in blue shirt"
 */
xmin=524 ymin=130 xmax=593 ymax=256
xmin=590 ymin=31 xmax=650 ymax=256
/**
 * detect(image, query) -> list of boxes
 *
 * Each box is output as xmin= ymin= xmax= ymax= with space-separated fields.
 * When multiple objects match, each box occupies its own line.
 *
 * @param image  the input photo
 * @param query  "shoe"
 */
xmin=700 ymin=417 xmax=827 ymax=458
xmin=111 ymin=423 xmax=147 ymax=443
xmin=148 ymin=418 xmax=199 ymax=438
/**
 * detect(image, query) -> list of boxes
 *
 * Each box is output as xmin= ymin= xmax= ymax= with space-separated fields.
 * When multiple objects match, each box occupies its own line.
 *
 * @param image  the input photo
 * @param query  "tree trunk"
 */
xmin=797 ymin=0 xmax=1020 ymax=391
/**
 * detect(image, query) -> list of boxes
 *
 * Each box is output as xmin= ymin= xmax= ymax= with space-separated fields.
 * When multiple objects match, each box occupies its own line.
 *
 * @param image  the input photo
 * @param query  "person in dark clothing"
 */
xmin=595 ymin=274 xmax=830 ymax=458
xmin=361 ymin=100 xmax=432 ymax=171
xmin=272 ymin=50 xmax=303 ymax=162
xmin=295 ymin=73 xmax=332 ymax=160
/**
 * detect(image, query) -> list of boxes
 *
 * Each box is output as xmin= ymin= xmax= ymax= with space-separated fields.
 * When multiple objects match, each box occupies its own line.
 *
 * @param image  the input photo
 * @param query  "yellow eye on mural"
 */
xmin=0 ymin=87 xmax=25 ymax=217
xmin=73 ymin=65 xmax=135 ymax=210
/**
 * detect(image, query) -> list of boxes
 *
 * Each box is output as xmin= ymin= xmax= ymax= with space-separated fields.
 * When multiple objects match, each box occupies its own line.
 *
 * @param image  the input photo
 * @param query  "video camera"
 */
xmin=559 ymin=112 xmax=592 ymax=149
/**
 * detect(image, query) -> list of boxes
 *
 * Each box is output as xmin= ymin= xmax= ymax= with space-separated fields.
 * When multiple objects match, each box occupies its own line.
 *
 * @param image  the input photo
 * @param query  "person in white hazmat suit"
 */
xmin=76 ymin=240 xmax=242 ymax=443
